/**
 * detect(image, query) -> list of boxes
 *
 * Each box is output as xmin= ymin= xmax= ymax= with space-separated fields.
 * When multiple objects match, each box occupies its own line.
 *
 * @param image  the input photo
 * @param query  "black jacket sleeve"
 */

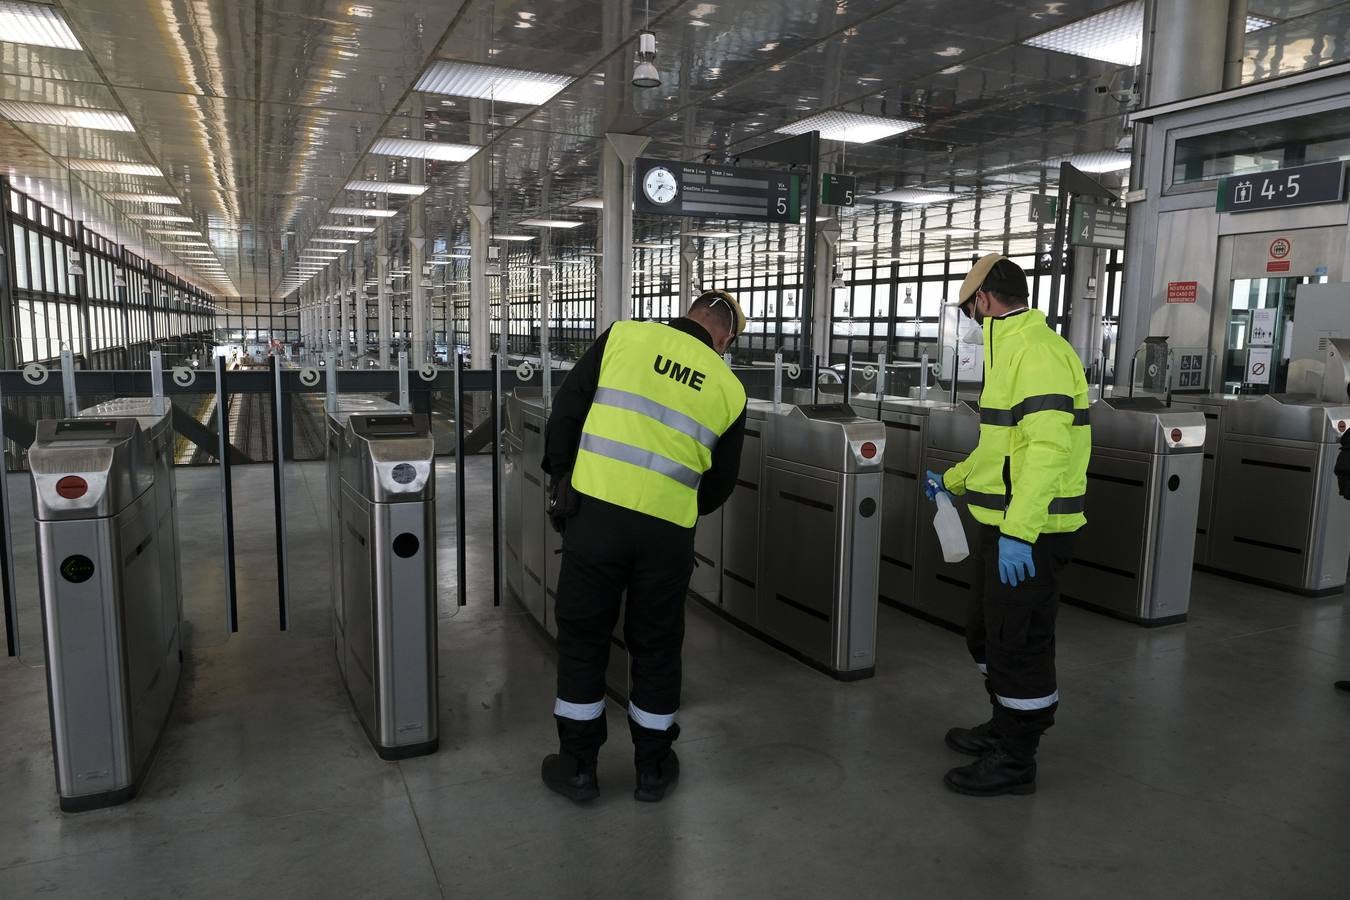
xmin=697 ymin=404 xmax=747 ymax=515
xmin=542 ymin=327 xmax=610 ymax=479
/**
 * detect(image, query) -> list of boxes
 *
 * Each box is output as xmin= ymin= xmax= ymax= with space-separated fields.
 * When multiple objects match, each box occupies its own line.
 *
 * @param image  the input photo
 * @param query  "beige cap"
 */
xmin=958 ymin=253 xmax=1029 ymax=305
xmin=958 ymin=254 xmax=1007 ymax=305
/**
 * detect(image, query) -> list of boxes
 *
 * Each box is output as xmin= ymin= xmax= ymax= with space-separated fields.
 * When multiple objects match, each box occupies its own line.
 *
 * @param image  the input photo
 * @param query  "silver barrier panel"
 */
xmin=29 ymin=400 xmax=183 ymax=811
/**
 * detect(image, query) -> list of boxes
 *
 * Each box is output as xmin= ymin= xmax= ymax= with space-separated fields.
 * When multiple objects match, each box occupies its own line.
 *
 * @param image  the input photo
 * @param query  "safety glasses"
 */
xmin=707 ymin=292 xmax=740 ymax=341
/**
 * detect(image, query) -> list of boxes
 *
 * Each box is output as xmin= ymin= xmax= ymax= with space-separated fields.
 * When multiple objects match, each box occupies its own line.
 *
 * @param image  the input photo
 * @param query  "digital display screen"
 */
xmin=359 ymin=415 xmax=421 ymax=436
xmin=800 ymin=404 xmax=857 ymax=422
xmin=55 ymin=419 xmax=119 ymax=434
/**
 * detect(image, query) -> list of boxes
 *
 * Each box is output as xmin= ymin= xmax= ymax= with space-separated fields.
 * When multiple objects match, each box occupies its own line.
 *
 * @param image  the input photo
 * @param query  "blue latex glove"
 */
xmin=924 ymin=469 xmax=950 ymax=502
xmin=998 ymin=536 xmax=1037 ymax=587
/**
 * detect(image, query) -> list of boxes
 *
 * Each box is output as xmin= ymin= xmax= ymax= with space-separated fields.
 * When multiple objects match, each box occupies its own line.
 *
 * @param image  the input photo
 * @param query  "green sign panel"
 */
xmin=820 ymin=173 xmax=857 ymax=207
xmin=1071 ymin=203 xmax=1127 ymax=250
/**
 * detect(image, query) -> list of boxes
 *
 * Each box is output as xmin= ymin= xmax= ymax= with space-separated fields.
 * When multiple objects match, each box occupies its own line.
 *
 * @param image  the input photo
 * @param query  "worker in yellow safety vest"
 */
xmin=925 ymin=254 xmax=1091 ymax=796
xmin=540 ymin=290 xmax=748 ymax=803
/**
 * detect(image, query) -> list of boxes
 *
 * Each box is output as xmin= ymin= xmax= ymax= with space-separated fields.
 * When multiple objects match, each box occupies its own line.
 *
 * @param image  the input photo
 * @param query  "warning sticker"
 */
xmin=1166 ymin=281 xmax=1198 ymax=303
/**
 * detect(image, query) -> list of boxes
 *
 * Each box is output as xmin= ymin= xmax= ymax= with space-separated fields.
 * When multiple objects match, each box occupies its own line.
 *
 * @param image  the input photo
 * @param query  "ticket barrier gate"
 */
xmin=30 ymin=400 xmax=183 ymax=811
xmin=757 ymin=405 xmax=885 ymax=679
xmin=873 ymin=399 xmax=948 ymax=619
xmin=1059 ymin=399 xmax=1205 ymax=625
xmin=1204 ymin=395 xmax=1350 ymax=594
xmin=328 ymin=404 xmax=438 ymax=759
xmin=503 ymin=390 xmax=630 ymax=697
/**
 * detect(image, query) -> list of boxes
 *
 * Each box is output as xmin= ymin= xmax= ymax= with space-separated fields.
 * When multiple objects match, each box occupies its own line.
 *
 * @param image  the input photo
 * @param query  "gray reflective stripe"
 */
xmin=966 ymin=490 xmax=1007 ymax=510
xmin=1048 ymin=495 xmax=1086 ymax=515
xmin=997 ymin=690 xmax=1059 ymax=711
xmin=554 ymin=698 xmax=605 ymax=721
xmin=981 ymin=394 xmax=1090 ymax=427
xmin=965 ymin=491 xmax=1085 ymax=515
xmin=629 ymin=702 xmax=678 ymax=730
xmin=579 ymin=433 xmax=701 ymax=489
xmin=593 ymin=387 xmax=719 ymax=449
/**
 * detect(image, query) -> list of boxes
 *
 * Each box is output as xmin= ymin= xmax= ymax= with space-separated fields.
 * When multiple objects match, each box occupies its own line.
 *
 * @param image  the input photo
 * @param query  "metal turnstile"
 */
xmin=758 ymin=404 xmax=885 ymax=679
xmin=330 ymin=408 xmax=438 ymax=759
xmin=912 ymin=401 xmax=983 ymax=630
xmin=716 ymin=400 xmax=788 ymax=627
xmin=873 ymin=399 xmax=947 ymax=618
xmin=1060 ymin=399 xmax=1205 ymax=624
xmin=1205 ymin=395 xmax=1350 ymax=594
xmin=30 ymin=400 xmax=183 ymax=811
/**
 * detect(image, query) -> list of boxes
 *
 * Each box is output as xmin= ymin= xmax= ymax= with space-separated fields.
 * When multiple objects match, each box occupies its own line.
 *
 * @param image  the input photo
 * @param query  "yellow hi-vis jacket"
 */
xmin=943 ymin=308 xmax=1090 ymax=543
xmin=572 ymin=320 xmax=746 ymax=528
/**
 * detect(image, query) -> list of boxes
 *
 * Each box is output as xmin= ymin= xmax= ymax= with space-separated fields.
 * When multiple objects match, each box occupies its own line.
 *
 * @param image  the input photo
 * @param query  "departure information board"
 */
xmin=633 ymin=157 xmax=802 ymax=224
xmin=1071 ymin=203 xmax=1127 ymax=250
xmin=1217 ymin=160 xmax=1346 ymax=213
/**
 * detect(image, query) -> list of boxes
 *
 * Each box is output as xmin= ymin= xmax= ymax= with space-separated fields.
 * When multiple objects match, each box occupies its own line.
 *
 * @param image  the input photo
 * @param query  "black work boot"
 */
xmin=945 ymin=717 xmax=1000 ymax=756
xmin=943 ymin=748 xmax=1037 ymax=796
xmin=543 ymin=714 xmax=606 ymax=803
xmin=635 ymin=750 xmax=680 ymax=803
xmin=631 ymin=718 xmax=681 ymax=802
xmin=540 ymin=752 xmax=599 ymax=802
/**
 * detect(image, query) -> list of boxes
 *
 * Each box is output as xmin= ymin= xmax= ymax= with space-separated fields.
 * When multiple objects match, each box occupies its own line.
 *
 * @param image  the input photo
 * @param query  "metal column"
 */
xmin=598 ymin=133 xmax=650 ymax=331
xmin=354 ymin=262 xmax=367 ymax=367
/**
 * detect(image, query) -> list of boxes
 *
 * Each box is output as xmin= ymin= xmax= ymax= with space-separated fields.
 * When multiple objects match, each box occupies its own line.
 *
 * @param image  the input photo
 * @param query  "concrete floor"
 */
xmin=2 ymin=458 xmax=1349 ymax=897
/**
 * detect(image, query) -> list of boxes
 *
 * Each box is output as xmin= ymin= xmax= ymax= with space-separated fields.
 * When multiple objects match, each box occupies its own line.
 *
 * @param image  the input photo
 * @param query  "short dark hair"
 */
xmin=692 ymin=290 xmax=736 ymax=334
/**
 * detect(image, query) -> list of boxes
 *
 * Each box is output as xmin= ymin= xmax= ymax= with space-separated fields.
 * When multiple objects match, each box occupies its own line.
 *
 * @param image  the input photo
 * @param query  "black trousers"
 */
xmin=965 ymin=524 xmax=1074 ymax=759
xmin=553 ymin=496 xmax=694 ymax=768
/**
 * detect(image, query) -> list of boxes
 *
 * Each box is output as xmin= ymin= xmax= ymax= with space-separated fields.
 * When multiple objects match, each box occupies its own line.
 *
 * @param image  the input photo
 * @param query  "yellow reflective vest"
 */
xmin=572 ymin=320 xmax=746 ymax=528
xmin=942 ymin=308 xmax=1090 ymax=543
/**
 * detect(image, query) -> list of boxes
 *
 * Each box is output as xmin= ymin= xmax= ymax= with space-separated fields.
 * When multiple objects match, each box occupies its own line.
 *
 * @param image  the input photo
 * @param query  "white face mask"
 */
xmin=959 ymin=318 xmax=984 ymax=345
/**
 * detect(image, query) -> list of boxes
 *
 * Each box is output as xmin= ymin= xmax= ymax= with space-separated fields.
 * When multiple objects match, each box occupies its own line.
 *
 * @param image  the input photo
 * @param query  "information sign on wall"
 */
xmin=1217 ymin=160 xmax=1346 ymax=214
xmin=1166 ymin=281 xmax=1197 ymax=303
xmin=1250 ymin=308 xmax=1277 ymax=347
xmin=1245 ymin=346 xmax=1273 ymax=385
xmin=633 ymin=158 xmax=802 ymax=223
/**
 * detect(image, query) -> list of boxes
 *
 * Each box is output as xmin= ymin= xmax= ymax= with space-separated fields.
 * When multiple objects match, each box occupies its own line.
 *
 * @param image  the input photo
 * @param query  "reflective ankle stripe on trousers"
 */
xmin=996 ymin=691 xmax=1059 ymax=711
xmin=554 ymin=698 xmax=606 ymax=721
xmin=629 ymin=702 xmax=677 ymax=731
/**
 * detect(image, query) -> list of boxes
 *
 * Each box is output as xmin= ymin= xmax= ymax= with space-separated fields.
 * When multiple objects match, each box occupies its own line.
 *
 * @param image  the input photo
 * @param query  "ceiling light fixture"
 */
xmin=415 ymin=60 xmax=573 ymax=106
xmin=331 ymin=206 xmax=398 ymax=218
xmin=344 ymin=179 xmax=428 ymax=196
xmin=862 ymin=188 xmax=962 ymax=205
xmin=320 ymin=224 xmax=376 ymax=234
xmin=313 ymin=238 xmax=360 ymax=245
xmin=569 ymin=197 xmax=604 ymax=209
xmin=106 ymin=192 xmax=181 ymax=204
xmin=129 ymin=213 xmax=193 ymax=222
xmin=632 ymin=4 xmax=661 ymax=90
xmin=495 ymin=235 xmax=537 ymax=242
xmin=1024 ymin=1 xmax=1274 ymax=67
xmin=776 ymin=110 xmax=921 ymax=144
xmin=681 ymin=230 xmax=738 ymax=239
xmin=0 ymin=100 xmax=133 ymax=131
xmin=369 ymin=137 xmax=479 ymax=162
xmin=146 ymin=229 xmax=201 ymax=236
xmin=519 ymin=218 xmax=584 ymax=229
xmin=1049 ymin=151 xmax=1132 ymax=173
xmin=0 ymin=1 xmax=81 ymax=50
xmin=63 ymin=158 xmax=162 ymax=177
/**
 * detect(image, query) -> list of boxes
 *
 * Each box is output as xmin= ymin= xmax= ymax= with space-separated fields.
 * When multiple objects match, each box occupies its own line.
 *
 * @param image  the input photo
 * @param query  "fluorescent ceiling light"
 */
xmin=1050 ymin=151 xmax=1132 ymax=173
xmin=416 ymin=60 xmax=573 ymax=106
xmin=569 ymin=197 xmax=604 ymax=209
xmin=320 ymin=224 xmax=375 ymax=234
xmin=63 ymin=158 xmax=162 ymax=177
xmin=331 ymin=206 xmax=398 ymax=218
xmin=0 ymin=2 xmax=81 ymax=50
xmin=106 ymin=192 xmax=181 ymax=204
xmin=313 ymin=238 xmax=360 ymax=245
xmin=496 ymin=235 xmax=537 ymax=242
xmin=519 ymin=218 xmax=583 ymax=229
xmin=1024 ymin=1 xmax=1273 ymax=67
xmin=862 ymin=188 xmax=962 ymax=205
xmin=345 ymin=179 xmax=428 ymax=196
xmin=130 ymin=213 xmax=192 ymax=222
xmin=146 ymin=229 xmax=200 ymax=236
xmin=681 ymin=230 xmax=738 ymax=239
xmin=776 ymin=110 xmax=921 ymax=144
xmin=0 ymin=100 xmax=133 ymax=131
xmin=164 ymin=241 xmax=210 ymax=247
xmin=370 ymin=137 xmax=478 ymax=162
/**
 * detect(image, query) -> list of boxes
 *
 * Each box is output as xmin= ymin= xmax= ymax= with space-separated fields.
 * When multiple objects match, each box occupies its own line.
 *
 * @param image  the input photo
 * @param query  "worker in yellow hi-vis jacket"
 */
xmin=540 ymin=291 xmax=748 ymax=804
xmin=926 ymin=254 xmax=1090 ymax=797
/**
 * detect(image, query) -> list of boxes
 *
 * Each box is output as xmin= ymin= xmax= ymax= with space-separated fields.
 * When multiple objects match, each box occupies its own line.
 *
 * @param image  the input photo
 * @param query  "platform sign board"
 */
xmin=633 ymin=158 xmax=802 ymax=223
xmin=820 ymin=173 xmax=857 ymax=207
xmin=1245 ymin=346 xmax=1273 ymax=385
xmin=1217 ymin=160 xmax=1346 ymax=213
xmin=1070 ymin=203 xmax=1127 ymax=250
xmin=1028 ymin=194 xmax=1058 ymax=224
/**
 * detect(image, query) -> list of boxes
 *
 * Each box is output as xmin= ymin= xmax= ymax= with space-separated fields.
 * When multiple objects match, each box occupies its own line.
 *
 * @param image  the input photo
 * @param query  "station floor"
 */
xmin=2 ymin=458 xmax=1349 ymax=897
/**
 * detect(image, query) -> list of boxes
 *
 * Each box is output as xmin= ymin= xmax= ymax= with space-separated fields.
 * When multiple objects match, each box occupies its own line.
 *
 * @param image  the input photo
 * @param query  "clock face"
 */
xmin=643 ymin=166 xmax=678 ymax=205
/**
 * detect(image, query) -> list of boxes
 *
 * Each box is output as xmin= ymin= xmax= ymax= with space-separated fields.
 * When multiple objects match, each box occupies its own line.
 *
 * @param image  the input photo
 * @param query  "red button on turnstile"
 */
xmin=1170 ymin=428 xmax=1183 ymax=444
xmin=860 ymin=441 xmax=878 ymax=460
xmin=56 ymin=475 xmax=87 ymax=499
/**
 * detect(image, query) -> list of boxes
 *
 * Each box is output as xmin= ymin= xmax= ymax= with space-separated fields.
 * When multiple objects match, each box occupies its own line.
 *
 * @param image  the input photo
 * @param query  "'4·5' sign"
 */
xmin=1218 ymin=160 xmax=1346 ymax=213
